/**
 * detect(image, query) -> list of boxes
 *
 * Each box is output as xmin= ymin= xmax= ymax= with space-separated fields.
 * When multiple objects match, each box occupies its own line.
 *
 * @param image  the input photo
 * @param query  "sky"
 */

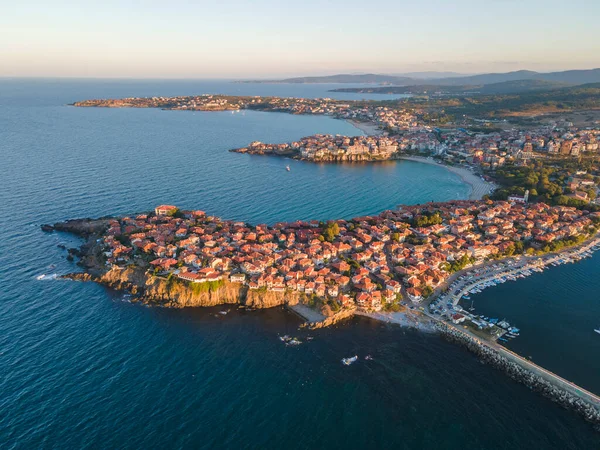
xmin=2 ymin=0 xmax=600 ymax=79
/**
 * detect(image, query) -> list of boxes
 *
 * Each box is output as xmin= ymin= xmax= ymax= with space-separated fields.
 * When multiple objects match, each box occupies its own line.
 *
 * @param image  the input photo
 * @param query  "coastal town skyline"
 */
xmin=3 ymin=0 xmax=600 ymax=443
xmin=3 ymin=0 xmax=600 ymax=78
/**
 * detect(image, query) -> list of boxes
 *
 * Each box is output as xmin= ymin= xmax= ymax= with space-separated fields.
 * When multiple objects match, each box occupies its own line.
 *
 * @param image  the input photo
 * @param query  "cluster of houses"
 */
xmin=439 ymin=125 xmax=600 ymax=168
xmin=234 ymin=134 xmax=400 ymax=161
xmin=98 ymin=201 xmax=599 ymax=313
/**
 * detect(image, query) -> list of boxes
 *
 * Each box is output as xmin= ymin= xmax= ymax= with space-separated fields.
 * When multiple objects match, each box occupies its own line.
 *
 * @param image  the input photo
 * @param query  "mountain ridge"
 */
xmin=243 ymin=69 xmax=600 ymax=86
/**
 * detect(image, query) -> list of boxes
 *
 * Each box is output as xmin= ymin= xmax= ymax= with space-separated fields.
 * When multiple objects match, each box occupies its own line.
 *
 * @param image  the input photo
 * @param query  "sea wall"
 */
xmin=435 ymin=322 xmax=600 ymax=427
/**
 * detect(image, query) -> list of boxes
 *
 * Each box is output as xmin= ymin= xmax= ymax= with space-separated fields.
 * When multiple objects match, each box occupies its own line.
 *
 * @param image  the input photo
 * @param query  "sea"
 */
xmin=0 ymin=79 xmax=598 ymax=449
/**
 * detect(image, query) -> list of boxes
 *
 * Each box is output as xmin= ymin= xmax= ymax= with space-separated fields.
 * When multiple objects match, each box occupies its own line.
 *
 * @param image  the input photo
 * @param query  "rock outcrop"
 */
xmin=303 ymin=307 xmax=356 ymax=330
xmin=93 ymin=266 xmax=301 ymax=309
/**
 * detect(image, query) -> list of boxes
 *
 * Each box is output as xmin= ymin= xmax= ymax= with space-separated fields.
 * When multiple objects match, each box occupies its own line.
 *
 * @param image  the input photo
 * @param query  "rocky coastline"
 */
xmin=50 ymin=219 xmax=351 ymax=325
xmin=231 ymin=146 xmax=400 ymax=163
xmin=435 ymin=322 xmax=600 ymax=428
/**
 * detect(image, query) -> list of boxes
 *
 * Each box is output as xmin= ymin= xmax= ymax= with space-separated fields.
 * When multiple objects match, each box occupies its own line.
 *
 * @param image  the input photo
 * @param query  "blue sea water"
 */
xmin=0 ymin=79 xmax=598 ymax=449
xmin=461 ymin=252 xmax=600 ymax=395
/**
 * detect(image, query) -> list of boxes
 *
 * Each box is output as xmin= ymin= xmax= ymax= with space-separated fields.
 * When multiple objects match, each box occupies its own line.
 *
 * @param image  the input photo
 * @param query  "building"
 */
xmin=155 ymin=205 xmax=178 ymax=216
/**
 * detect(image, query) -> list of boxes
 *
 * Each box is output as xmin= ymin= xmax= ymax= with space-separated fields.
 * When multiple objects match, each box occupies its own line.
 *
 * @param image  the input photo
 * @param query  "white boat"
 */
xmin=594 ymin=328 xmax=600 ymax=335
xmin=36 ymin=274 xmax=46 ymax=280
xmin=342 ymin=355 xmax=358 ymax=365
xmin=286 ymin=165 xmax=290 ymax=172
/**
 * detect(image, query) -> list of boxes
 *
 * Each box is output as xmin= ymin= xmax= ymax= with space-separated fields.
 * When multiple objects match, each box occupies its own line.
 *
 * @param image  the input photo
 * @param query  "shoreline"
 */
xmin=399 ymin=155 xmax=496 ymax=200
xmin=355 ymin=310 xmax=437 ymax=333
xmin=345 ymin=119 xmax=382 ymax=136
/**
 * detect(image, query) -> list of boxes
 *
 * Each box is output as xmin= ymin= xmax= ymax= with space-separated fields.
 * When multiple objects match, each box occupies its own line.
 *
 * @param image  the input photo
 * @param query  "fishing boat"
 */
xmin=286 ymin=165 xmax=290 ymax=172
xmin=342 ymin=356 xmax=358 ymax=366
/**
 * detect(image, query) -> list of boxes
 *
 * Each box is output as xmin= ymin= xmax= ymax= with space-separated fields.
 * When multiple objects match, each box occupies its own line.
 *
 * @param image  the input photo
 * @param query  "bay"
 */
xmin=0 ymin=79 xmax=597 ymax=449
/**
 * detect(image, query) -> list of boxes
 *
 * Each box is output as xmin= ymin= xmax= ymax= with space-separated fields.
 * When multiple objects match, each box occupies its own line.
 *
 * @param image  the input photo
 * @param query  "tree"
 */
xmin=323 ymin=222 xmax=340 ymax=242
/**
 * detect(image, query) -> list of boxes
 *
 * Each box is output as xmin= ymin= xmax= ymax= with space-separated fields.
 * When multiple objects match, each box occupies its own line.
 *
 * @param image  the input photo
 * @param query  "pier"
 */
xmin=435 ymin=320 xmax=600 ymax=424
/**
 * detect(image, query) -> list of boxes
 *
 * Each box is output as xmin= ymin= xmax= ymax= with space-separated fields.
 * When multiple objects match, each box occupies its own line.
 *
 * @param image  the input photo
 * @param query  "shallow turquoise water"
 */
xmin=0 ymin=79 xmax=597 ymax=448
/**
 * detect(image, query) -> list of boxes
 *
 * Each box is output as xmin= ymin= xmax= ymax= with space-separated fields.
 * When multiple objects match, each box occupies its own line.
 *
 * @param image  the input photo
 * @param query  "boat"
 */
xmin=36 ymin=274 xmax=46 ymax=280
xmin=594 ymin=328 xmax=600 ymax=335
xmin=342 ymin=355 xmax=358 ymax=366
xmin=364 ymin=355 xmax=373 ymax=361
xmin=286 ymin=165 xmax=290 ymax=172
xmin=286 ymin=338 xmax=302 ymax=346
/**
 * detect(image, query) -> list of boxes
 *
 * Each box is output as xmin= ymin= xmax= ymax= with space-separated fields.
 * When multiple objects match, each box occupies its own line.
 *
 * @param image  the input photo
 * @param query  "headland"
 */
xmin=45 ymin=199 xmax=600 ymax=423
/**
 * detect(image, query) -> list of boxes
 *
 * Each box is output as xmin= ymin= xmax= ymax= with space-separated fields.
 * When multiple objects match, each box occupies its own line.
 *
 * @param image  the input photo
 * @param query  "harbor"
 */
xmin=428 ymin=237 xmax=600 ymax=343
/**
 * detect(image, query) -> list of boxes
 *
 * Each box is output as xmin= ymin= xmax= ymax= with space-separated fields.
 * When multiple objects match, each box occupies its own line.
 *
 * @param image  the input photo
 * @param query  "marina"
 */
xmin=428 ymin=238 xmax=600 ymax=341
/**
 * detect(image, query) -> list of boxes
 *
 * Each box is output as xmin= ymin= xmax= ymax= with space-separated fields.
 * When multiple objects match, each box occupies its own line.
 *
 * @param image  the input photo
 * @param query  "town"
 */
xmin=74 ymin=94 xmax=600 ymax=205
xmin=231 ymin=134 xmax=402 ymax=162
xmin=97 ymin=201 xmax=599 ymax=321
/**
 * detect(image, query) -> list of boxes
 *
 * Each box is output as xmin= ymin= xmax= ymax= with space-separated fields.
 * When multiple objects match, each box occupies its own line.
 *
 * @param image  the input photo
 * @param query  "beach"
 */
xmin=346 ymin=119 xmax=382 ymax=136
xmin=399 ymin=155 xmax=496 ymax=200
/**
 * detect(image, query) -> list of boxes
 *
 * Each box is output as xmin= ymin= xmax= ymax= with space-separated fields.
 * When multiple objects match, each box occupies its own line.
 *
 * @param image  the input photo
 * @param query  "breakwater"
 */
xmin=435 ymin=322 xmax=600 ymax=428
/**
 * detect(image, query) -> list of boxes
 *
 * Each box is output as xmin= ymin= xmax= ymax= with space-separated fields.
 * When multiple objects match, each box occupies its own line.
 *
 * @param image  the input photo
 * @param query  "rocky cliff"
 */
xmin=93 ymin=266 xmax=300 ymax=309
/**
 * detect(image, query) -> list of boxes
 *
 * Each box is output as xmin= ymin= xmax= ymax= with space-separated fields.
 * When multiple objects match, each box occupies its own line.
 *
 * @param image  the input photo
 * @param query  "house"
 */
xmin=406 ymin=287 xmax=423 ymax=302
xmin=155 ymin=205 xmax=178 ymax=216
xmin=230 ymin=273 xmax=246 ymax=283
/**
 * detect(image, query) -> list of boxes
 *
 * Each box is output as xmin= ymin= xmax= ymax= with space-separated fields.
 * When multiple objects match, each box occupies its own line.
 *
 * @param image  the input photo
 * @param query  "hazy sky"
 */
xmin=2 ymin=0 xmax=600 ymax=78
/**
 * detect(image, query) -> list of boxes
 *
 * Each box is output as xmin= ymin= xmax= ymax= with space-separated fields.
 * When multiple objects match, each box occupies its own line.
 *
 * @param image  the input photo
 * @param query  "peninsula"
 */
xmin=46 ymin=199 xmax=600 ymax=423
xmin=48 ymin=200 xmax=599 ymax=318
xmin=73 ymin=94 xmax=600 ymax=209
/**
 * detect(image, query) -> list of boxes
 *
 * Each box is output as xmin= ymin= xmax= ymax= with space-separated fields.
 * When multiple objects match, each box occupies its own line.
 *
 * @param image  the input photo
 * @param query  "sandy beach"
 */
xmin=346 ymin=119 xmax=382 ymax=136
xmin=399 ymin=156 xmax=496 ymax=200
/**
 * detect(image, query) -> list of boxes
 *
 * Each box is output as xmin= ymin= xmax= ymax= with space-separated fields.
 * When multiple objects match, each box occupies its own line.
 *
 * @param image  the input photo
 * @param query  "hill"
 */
xmin=330 ymin=79 xmax=571 ymax=96
xmin=245 ymin=68 xmax=600 ymax=86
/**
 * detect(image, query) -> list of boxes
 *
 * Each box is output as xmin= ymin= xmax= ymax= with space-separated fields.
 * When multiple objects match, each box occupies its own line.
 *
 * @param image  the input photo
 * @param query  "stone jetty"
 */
xmin=435 ymin=322 xmax=600 ymax=427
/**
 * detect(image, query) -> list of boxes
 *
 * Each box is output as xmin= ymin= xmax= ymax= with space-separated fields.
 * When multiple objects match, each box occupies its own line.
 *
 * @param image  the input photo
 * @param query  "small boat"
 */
xmin=342 ymin=356 xmax=358 ymax=366
xmin=218 ymin=310 xmax=228 ymax=315
xmin=286 ymin=165 xmax=290 ymax=172
xmin=36 ymin=274 xmax=46 ymax=280
xmin=594 ymin=328 xmax=600 ymax=335
xmin=364 ymin=355 xmax=373 ymax=361
xmin=286 ymin=338 xmax=302 ymax=346
xmin=279 ymin=335 xmax=291 ymax=342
